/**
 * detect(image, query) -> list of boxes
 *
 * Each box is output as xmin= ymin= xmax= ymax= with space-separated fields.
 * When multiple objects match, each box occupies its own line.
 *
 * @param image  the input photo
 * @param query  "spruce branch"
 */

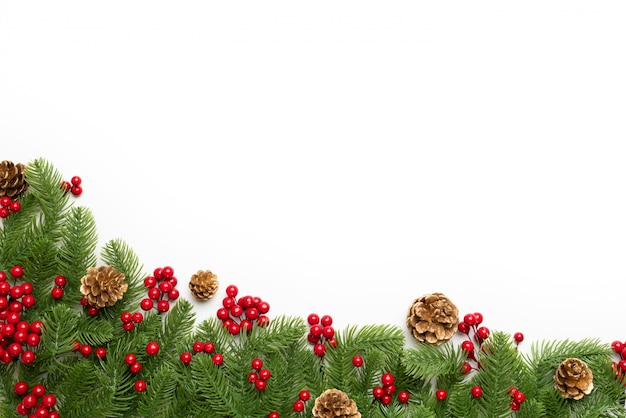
xmin=136 ymin=365 xmax=179 ymax=418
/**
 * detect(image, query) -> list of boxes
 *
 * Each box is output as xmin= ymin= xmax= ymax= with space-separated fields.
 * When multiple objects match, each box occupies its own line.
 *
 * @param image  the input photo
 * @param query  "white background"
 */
xmin=2 ymin=1 xmax=625 ymax=349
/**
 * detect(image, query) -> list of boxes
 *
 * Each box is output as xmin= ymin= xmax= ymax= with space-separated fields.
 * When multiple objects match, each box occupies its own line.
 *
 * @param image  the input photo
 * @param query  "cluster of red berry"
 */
xmin=14 ymin=382 xmax=58 ymax=417
xmin=50 ymin=275 xmax=67 ymax=300
xmin=610 ymin=340 xmax=626 ymax=383
xmin=507 ymin=386 xmax=527 ymax=411
xmin=265 ymin=388 xmax=311 ymax=418
xmin=72 ymin=340 xmax=107 ymax=359
xmin=0 ymin=195 xmax=21 ymax=219
xmin=141 ymin=266 xmax=180 ymax=314
xmin=120 ymin=311 xmax=144 ymax=331
xmin=179 ymin=340 xmax=223 ymax=366
xmin=125 ymin=341 xmax=161 ymax=392
xmin=247 ymin=357 xmax=271 ymax=391
xmin=372 ymin=372 xmax=409 ymax=405
xmin=60 ymin=176 xmax=83 ymax=197
xmin=306 ymin=313 xmax=336 ymax=357
xmin=216 ymin=285 xmax=270 ymax=335
xmin=0 ymin=266 xmax=40 ymax=365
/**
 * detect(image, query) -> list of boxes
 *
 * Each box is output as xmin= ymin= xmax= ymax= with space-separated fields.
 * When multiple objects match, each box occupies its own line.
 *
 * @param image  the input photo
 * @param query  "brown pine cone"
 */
xmin=312 ymin=389 xmax=361 ymax=418
xmin=554 ymin=358 xmax=594 ymax=400
xmin=0 ymin=160 xmax=28 ymax=199
xmin=188 ymin=270 xmax=219 ymax=300
xmin=80 ymin=266 xmax=128 ymax=308
xmin=406 ymin=292 xmax=459 ymax=345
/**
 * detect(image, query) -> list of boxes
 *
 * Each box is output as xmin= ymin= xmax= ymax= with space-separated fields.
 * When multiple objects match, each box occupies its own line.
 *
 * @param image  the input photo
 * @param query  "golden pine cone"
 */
xmin=188 ymin=270 xmax=219 ymax=300
xmin=80 ymin=266 xmax=128 ymax=308
xmin=0 ymin=160 xmax=28 ymax=199
xmin=554 ymin=358 xmax=594 ymax=400
xmin=406 ymin=292 xmax=459 ymax=345
xmin=312 ymin=389 xmax=361 ymax=418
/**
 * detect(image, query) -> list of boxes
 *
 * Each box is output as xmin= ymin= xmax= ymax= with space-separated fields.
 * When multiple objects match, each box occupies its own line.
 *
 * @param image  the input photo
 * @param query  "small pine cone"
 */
xmin=406 ymin=292 xmax=459 ymax=345
xmin=0 ymin=160 xmax=28 ymax=199
xmin=80 ymin=266 xmax=128 ymax=308
xmin=188 ymin=270 xmax=219 ymax=300
xmin=312 ymin=389 xmax=361 ymax=418
xmin=554 ymin=358 xmax=594 ymax=400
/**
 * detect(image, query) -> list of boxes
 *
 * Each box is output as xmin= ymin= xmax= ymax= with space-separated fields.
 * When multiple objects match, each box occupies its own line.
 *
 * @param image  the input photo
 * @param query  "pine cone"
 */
xmin=312 ymin=389 xmax=361 ymax=418
xmin=0 ymin=160 xmax=28 ymax=199
xmin=188 ymin=269 xmax=219 ymax=300
xmin=406 ymin=292 xmax=459 ymax=345
xmin=554 ymin=358 xmax=594 ymax=400
xmin=80 ymin=266 xmax=128 ymax=308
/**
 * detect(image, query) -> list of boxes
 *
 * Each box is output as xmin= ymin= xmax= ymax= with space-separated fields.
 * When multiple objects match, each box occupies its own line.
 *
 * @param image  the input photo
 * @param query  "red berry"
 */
xmin=22 ymin=294 xmax=35 ymax=308
xmin=120 ymin=311 xmax=132 ymax=322
xmin=310 ymin=324 xmax=323 ymax=337
xmin=27 ymin=333 xmax=40 ymax=347
xmin=621 ymin=346 xmax=626 ymax=360
xmin=228 ymin=322 xmax=241 ymax=335
xmin=320 ymin=315 xmax=333 ymax=327
xmin=259 ymin=368 xmax=271 ymax=381
xmin=9 ymin=201 xmax=20 ymax=212
xmin=146 ymin=341 xmax=160 ymax=356
xmin=0 ymin=196 xmax=10 ymax=207
xmin=257 ymin=315 xmax=270 ymax=326
xmin=95 ymin=347 xmax=107 ymax=359
xmin=381 ymin=373 xmax=395 ymax=386
xmin=144 ymin=276 xmax=157 ymax=288
xmin=463 ymin=313 xmax=476 ymax=326
xmin=322 ymin=326 xmax=335 ymax=339
xmin=307 ymin=333 xmax=320 ymax=344
xmin=251 ymin=358 xmax=263 ymax=370
xmin=352 ymin=355 xmax=364 ymax=367
xmin=125 ymin=353 xmax=136 ymax=365
xmin=129 ymin=362 xmax=142 ymax=374
xmin=513 ymin=332 xmax=524 ymax=343
xmin=157 ymin=299 xmax=170 ymax=312
xmin=313 ymin=343 xmax=326 ymax=356
xmin=257 ymin=301 xmax=270 ymax=314
xmin=61 ymin=180 xmax=71 ymax=193
xmin=436 ymin=389 xmax=447 ymax=400
xmin=230 ymin=304 xmax=244 ymax=318
xmin=513 ymin=391 xmax=526 ymax=403
xmin=80 ymin=344 xmax=92 ymax=356
xmin=268 ymin=413 xmax=280 ymax=418
xmin=192 ymin=341 xmax=204 ymax=353
xmin=20 ymin=350 xmax=35 ymax=364
xmin=293 ymin=400 xmax=305 ymax=412
xmin=473 ymin=312 xmax=483 ymax=325
xmin=461 ymin=340 xmax=475 ymax=353
xmin=30 ymin=320 xmax=43 ymax=334
xmin=476 ymin=326 xmax=490 ymax=340
xmin=225 ymin=285 xmax=238 ymax=297
xmin=148 ymin=287 xmax=161 ymax=300
xmin=612 ymin=340 xmax=624 ymax=353
xmin=42 ymin=393 xmax=57 ymax=408
xmin=372 ymin=386 xmax=384 ymax=399
xmin=510 ymin=400 xmax=521 ymax=411
xmin=54 ymin=275 xmax=67 ymax=287
xmin=204 ymin=342 xmax=215 ymax=353
xmin=618 ymin=359 xmax=626 ymax=371
xmin=248 ymin=372 xmax=258 ymax=383
xmin=87 ymin=305 xmax=99 ymax=316
xmin=123 ymin=321 xmax=135 ymax=332
xmin=140 ymin=298 xmax=154 ymax=311
xmin=299 ymin=389 xmax=310 ymax=401
xmin=216 ymin=308 xmax=229 ymax=320
xmin=71 ymin=176 xmax=82 ymax=186
xmin=51 ymin=287 xmax=64 ymax=299
xmin=167 ymin=289 xmax=180 ymax=300
xmin=212 ymin=353 xmax=224 ymax=365
xmin=10 ymin=265 xmax=24 ymax=278
xmin=71 ymin=185 xmax=82 ymax=196
xmin=23 ymin=394 xmax=37 ymax=408
xmin=458 ymin=321 xmax=470 ymax=334
xmin=471 ymin=385 xmax=483 ymax=398
xmin=0 ymin=207 xmax=8 ymax=218
xmin=380 ymin=395 xmax=392 ymax=405
xmin=14 ymin=381 xmax=28 ymax=395
xmin=254 ymin=379 xmax=266 ymax=390
xmin=153 ymin=268 xmax=163 ymax=279
xmin=398 ymin=391 xmax=409 ymax=403
xmin=384 ymin=384 xmax=396 ymax=395
xmin=134 ymin=380 xmax=147 ymax=392
xmin=245 ymin=307 xmax=259 ymax=320
xmin=132 ymin=312 xmax=144 ymax=323
xmin=180 ymin=351 xmax=192 ymax=364
xmin=161 ymin=266 xmax=174 ymax=279
xmin=49 ymin=412 xmax=60 ymax=418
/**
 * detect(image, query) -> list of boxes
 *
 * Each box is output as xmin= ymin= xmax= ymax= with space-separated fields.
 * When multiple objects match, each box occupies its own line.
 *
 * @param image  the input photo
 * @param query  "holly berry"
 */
xmin=513 ymin=391 xmax=526 ymax=403
xmin=313 ymin=343 xmax=326 ymax=357
xmin=42 ymin=393 xmax=57 ymax=408
xmin=473 ymin=312 xmax=483 ymax=325
xmin=307 ymin=313 xmax=320 ymax=325
xmin=134 ymin=380 xmax=147 ymax=392
xmin=79 ymin=344 xmax=93 ymax=356
xmin=0 ymin=196 xmax=10 ymax=207
xmin=95 ymin=347 xmax=107 ymax=359
xmin=54 ymin=275 xmax=66 ymax=287
xmin=146 ymin=341 xmax=160 ymax=356
xmin=458 ymin=321 xmax=470 ymax=334
xmin=476 ymin=326 xmax=490 ymax=340
xmin=463 ymin=313 xmax=476 ymax=326
xmin=180 ymin=351 xmax=192 ymax=364
xmin=398 ymin=391 xmax=410 ymax=403
xmin=71 ymin=176 xmax=82 ymax=186
xmin=514 ymin=332 xmax=524 ymax=343
xmin=436 ymin=389 xmax=447 ymax=400
xmin=352 ymin=355 xmax=364 ymax=367
xmin=129 ymin=362 xmax=142 ymax=374
xmin=132 ymin=312 xmax=143 ymax=323
xmin=125 ymin=353 xmax=137 ymax=365
xmin=226 ymin=285 xmax=238 ymax=297
xmin=381 ymin=373 xmax=395 ymax=386
xmin=204 ymin=342 xmax=215 ymax=353
xmin=268 ymin=413 xmax=280 ymax=418
xmin=51 ymin=287 xmax=64 ymax=299
xmin=9 ymin=201 xmax=20 ymax=212
xmin=71 ymin=185 xmax=83 ymax=196
xmin=10 ymin=265 xmax=24 ymax=278
xmin=299 ymin=389 xmax=310 ymax=401
xmin=320 ymin=315 xmax=333 ymax=327
xmin=258 ymin=368 xmax=271 ymax=381
xmin=372 ymin=386 xmax=384 ymax=399
xmin=293 ymin=400 xmax=305 ymax=412
xmin=14 ymin=381 xmax=28 ymax=395
xmin=251 ymin=358 xmax=263 ymax=370
xmin=20 ymin=350 xmax=35 ymax=364
xmin=254 ymin=379 xmax=267 ymax=391
xmin=212 ymin=353 xmax=224 ymax=365
xmin=140 ymin=298 xmax=154 ymax=311
xmin=471 ymin=385 xmax=483 ymax=398
xmin=461 ymin=340 xmax=475 ymax=353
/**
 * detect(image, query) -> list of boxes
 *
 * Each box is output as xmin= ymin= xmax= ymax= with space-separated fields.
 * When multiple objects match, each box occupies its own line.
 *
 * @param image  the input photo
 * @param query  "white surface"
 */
xmin=2 ymin=1 xmax=625 ymax=348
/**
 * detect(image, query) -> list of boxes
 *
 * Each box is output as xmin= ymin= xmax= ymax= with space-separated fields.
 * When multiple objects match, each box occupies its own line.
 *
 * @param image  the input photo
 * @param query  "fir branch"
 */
xmin=403 ymin=341 xmax=465 ymax=380
xmin=158 ymin=298 xmax=196 ymax=353
xmin=56 ymin=206 xmax=98 ymax=304
xmin=37 ymin=304 xmax=81 ymax=375
xmin=75 ymin=316 xmax=115 ymax=347
xmin=136 ymin=365 xmax=179 ymax=418
xmin=99 ymin=238 xmax=145 ymax=318
xmin=189 ymin=352 xmax=238 ymax=417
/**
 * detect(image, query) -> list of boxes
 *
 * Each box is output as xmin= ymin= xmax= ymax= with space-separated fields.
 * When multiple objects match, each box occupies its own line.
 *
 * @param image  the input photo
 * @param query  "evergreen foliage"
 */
xmin=0 ymin=157 xmax=624 ymax=417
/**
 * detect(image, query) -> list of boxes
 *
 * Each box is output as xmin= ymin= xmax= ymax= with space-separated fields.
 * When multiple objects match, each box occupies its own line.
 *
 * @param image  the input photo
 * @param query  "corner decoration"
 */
xmin=0 ymin=158 xmax=624 ymax=418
